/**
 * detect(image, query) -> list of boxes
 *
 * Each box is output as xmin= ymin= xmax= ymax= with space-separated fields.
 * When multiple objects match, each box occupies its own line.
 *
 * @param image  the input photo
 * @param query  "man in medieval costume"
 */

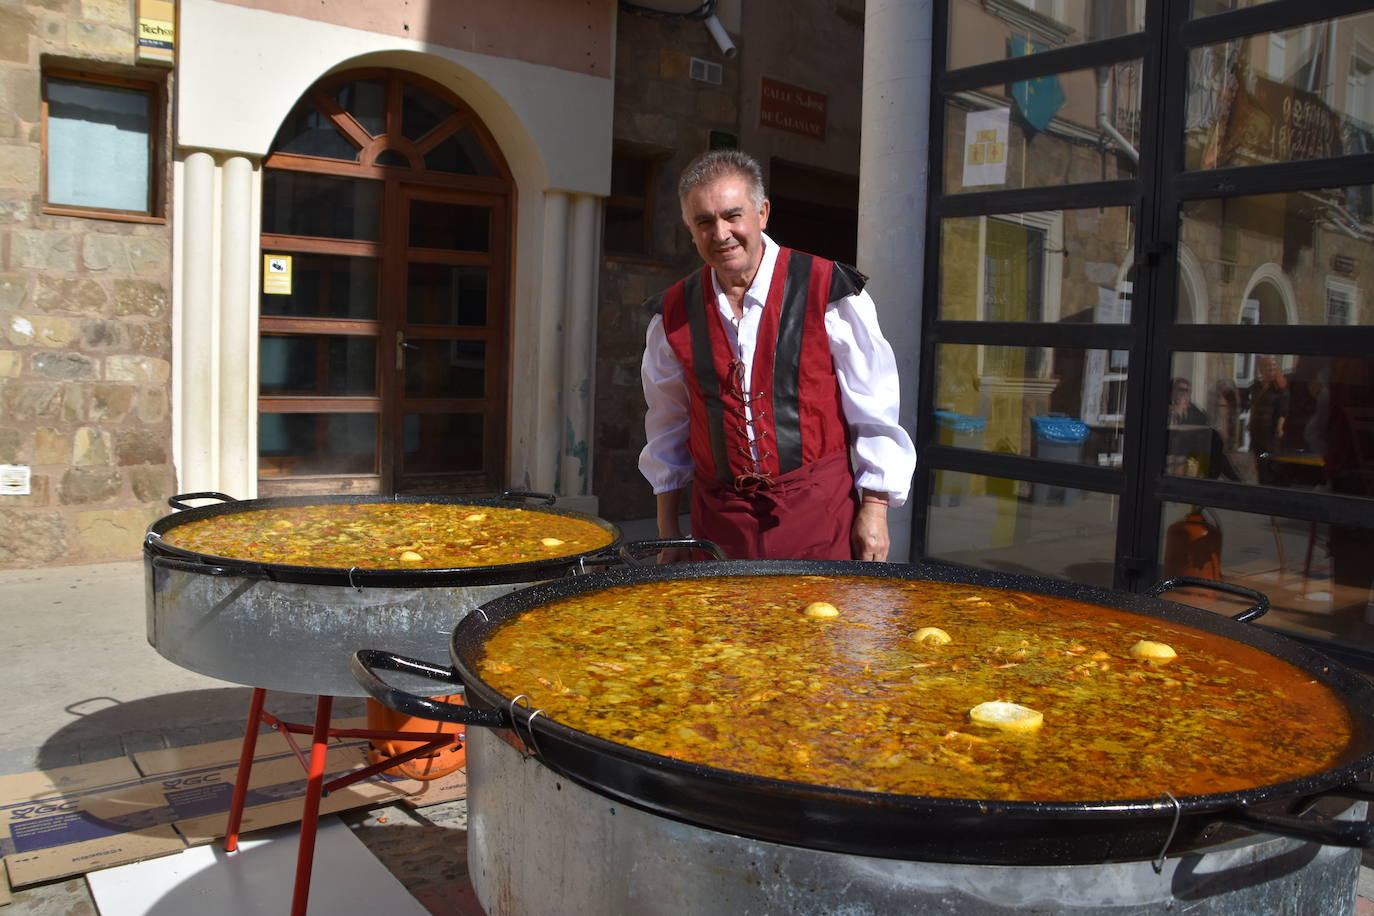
xmin=638 ymin=150 xmax=915 ymax=562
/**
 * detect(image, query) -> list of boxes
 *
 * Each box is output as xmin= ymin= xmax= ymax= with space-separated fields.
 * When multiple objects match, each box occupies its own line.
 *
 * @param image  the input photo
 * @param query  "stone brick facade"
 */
xmin=0 ymin=0 xmax=174 ymax=567
xmin=593 ymin=3 xmax=865 ymax=524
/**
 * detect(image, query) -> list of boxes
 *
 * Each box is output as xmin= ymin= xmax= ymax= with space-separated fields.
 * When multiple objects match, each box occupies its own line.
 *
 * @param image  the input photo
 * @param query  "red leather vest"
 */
xmin=647 ymin=247 xmax=863 ymax=489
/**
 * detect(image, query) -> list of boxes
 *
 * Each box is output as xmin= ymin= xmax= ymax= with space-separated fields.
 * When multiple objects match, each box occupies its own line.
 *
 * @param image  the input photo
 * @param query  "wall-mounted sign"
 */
xmin=136 ymin=0 xmax=175 ymax=66
xmin=962 ymin=108 xmax=1009 ymax=187
xmin=263 ymin=254 xmax=292 ymax=295
xmin=760 ymin=77 xmax=826 ymax=141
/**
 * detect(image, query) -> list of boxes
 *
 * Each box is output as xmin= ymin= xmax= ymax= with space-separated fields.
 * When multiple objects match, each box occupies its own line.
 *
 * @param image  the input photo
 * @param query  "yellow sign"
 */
xmin=263 ymin=255 xmax=292 ymax=295
xmin=136 ymin=0 xmax=175 ymax=66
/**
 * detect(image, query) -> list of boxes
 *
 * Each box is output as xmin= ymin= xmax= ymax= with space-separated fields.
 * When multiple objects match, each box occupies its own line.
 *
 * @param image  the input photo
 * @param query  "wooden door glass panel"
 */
xmin=262 ymin=172 xmax=381 ymax=241
xmin=403 ymin=412 xmax=484 ymax=473
xmin=401 ymin=83 xmax=456 ymax=141
xmin=425 ymin=128 xmax=500 ymax=177
xmin=404 ymin=339 xmax=485 ymax=398
xmin=260 ymin=253 xmax=378 ymax=320
xmin=272 ymin=100 xmax=358 ymax=160
xmin=258 ymin=412 xmax=377 ymax=476
xmin=329 ymin=79 xmax=387 ymax=137
xmin=409 ymin=200 xmax=490 ymax=251
xmin=406 ymin=264 xmax=488 ymax=326
xmin=375 ymin=149 xmax=410 ymax=167
xmin=260 ymin=334 xmax=376 ymax=396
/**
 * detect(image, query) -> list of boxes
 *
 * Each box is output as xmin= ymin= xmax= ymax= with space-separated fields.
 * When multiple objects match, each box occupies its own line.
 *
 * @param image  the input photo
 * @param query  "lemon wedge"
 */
xmin=465 ymin=513 xmax=487 ymax=522
xmin=969 ymin=701 xmax=1043 ymax=732
xmin=541 ymin=537 xmax=565 ymax=547
xmin=802 ymin=601 xmax=840 ymax=619
xmin=1129 ymin=640 xmax=1177 ymax=662
xmin=398 ymin=550 xmax=423 ymax=562
xmin=914 ymin=626 xmax=951 ymax=646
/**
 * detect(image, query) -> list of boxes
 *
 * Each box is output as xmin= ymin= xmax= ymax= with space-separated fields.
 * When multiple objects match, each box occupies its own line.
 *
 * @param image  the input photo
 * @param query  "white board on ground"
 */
xmin=86 ymin=815 xmax=426 ymax=915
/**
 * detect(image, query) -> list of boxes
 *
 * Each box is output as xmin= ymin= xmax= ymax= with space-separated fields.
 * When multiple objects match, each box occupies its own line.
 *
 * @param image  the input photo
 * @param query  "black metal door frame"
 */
xmin=916 ymin=1 xmax=1374 ymax=616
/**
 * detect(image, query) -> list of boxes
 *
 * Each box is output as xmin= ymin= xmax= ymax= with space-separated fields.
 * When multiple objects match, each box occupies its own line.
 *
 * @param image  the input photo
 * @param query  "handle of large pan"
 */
xmin=168 ymin=491 xmax=237 ymax=511
xmin=352 ymin=649 xmax=506 ymax=728
xmin=499 ymin=489 xmax=557 ymax=506
xmin=618 ymin=538 xmax=728 ymax=566
xmin=1221 ymin=784 xmax=1374 ymax=847
xmin=1146 ymin=577 xmax=1270 ymax=623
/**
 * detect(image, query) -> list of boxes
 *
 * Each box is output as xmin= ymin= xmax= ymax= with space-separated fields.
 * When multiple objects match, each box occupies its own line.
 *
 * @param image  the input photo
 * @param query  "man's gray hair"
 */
xmin=678 ymin=149 xmax=766 ymax=210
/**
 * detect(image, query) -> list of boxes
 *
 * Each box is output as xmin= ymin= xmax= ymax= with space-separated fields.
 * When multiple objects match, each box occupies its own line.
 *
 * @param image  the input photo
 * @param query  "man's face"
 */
xmin=681 ymin=175 xmax=770 ymax=280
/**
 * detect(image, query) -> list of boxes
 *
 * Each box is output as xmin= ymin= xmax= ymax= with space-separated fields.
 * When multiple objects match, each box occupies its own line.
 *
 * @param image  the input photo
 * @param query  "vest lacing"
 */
xmin=725 ymin=357 xmax=775 ymax=491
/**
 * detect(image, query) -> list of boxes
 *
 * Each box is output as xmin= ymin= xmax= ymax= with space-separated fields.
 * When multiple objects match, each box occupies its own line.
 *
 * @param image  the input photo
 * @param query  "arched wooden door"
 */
xmin=258 ymin=69 xmax=512 ymax=495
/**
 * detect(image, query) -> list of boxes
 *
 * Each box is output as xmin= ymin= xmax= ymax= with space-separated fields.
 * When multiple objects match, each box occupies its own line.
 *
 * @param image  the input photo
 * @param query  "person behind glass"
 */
xmin=1247 ymin=355 xmax=1289 ymax=485
xmin=1167 ymin=377 xmax=1239 ymax=480
xmin=638 ymin=150 xmax=916 ymax=563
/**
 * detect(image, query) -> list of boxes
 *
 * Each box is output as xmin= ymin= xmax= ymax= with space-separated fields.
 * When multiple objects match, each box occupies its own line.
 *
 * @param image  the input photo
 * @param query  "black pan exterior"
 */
xmin=143 ymin=493 xmax=623 ymax=588
xmin=445 ymin=559 xmax=1374 ymax=866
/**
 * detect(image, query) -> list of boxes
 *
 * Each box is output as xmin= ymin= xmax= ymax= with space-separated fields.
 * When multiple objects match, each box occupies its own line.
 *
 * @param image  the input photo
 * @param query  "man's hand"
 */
xmin=851 ymin=499 xmax=890 ymax=561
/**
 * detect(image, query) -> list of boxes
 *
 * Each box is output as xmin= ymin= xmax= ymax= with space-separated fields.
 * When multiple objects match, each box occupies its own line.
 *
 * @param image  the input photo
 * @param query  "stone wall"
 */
xmin=0 ymin=0 xmax=174 ymax=567
xmin=593 ymin=10 xmax=740 ymax=523
xmin=593 ymin=2 xmax=867 ymax=525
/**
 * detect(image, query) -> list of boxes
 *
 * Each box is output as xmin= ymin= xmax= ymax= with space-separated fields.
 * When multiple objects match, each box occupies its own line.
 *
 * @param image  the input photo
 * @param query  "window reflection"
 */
xmin=944 ymin=61 xmax=1141 ymax=194
xmin=1167 ymin=353 xmax=1374 ymax=501
xmin=1160 ymin=502 xmax=1374 ymax=649
xmin=1179 ymin=187 xmax=1374 ymax=326
xmin=258 ymin=413 xmax=376 ymax=477
xmin=1186 ymin=12 xmax=1374 ymax=170
xmin=928 ymin=471 xmax=1118 ymax=587
xmin=939 ymin=209 xmax=1135 ymax=322
xmin=936 ymin=344 xmax=1127 ymax=468
xmin=947 ymin=1 xmax=1145 ymax=70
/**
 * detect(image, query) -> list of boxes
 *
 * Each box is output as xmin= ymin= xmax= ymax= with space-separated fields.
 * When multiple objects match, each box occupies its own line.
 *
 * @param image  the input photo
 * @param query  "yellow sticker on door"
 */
xmin=263 ymin=254 xmax=292 ymax=295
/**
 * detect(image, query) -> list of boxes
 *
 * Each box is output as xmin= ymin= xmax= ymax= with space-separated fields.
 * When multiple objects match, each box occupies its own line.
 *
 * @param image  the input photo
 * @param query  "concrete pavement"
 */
xmin=0 ymin=558 xmax=477 ymax=913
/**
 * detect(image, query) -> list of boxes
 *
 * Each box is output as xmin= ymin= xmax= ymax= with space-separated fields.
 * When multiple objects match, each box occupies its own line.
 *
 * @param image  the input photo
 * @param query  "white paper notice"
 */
xmin=962 ymin=108 xmax=1010 ymax=187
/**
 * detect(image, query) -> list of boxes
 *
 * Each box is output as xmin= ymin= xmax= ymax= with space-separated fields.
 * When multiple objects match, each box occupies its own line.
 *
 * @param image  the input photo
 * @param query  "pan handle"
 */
xmin=168 ymin=491 xmax=237 ymax=511
xmin=1220 ymin=798 xmax=1374 ymax=848
xmin=352 ymin=649 xmax=506 ymax=728
xmin=499 ymin=489 xmax=557 ymax=506
xmin=618 ymin=538 xmax=728 ymax=566
xmin=1146 ymin=577 xmax=1270 ymax=623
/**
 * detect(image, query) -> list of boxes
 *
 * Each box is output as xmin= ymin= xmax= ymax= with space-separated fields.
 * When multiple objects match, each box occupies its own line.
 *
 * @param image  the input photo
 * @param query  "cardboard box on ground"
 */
xmin=0 ymin=717 xmax=466 ymax=889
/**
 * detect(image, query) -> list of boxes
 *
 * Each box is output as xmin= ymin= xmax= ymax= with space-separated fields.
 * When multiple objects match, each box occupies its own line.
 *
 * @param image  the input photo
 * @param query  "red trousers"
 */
xmin=692 ymin=450 xmax=857 ymax=560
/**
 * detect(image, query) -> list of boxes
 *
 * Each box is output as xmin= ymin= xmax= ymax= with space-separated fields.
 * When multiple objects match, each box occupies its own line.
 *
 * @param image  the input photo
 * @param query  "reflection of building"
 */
xmin=919 ymin=1 xmax=1374 ymax=661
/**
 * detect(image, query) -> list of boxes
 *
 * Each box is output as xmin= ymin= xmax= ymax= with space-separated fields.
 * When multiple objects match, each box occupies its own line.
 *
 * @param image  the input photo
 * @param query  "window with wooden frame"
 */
xmin=604 ymin=146 xmax=665 ymax=258
xmin=41 ymin=68 xmax=164 ymax=221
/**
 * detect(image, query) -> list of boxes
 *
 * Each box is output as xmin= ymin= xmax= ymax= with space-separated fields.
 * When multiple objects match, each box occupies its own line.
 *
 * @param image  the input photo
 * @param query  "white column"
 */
xmin=559 ymin=193 xmax=600 ymax=499
xmin=859 ymin=0 xmax=933 ymax=562
xmin=532 ymin=190 xmax=570 ymax=495
xmin=219 ymin=155 xmax=256 ymax=497
xmin=178 ymin=151 xmax=218 ymax=492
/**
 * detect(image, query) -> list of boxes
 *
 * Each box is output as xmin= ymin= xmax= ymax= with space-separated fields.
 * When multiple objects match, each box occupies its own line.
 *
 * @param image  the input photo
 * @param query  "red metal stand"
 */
xmin=222 ymin=687 xmax=462 ymax=916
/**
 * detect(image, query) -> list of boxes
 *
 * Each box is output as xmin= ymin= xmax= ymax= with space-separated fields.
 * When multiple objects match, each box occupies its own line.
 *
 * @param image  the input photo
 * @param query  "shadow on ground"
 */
xmin=35 ymin=688 xmax=367 ymax=772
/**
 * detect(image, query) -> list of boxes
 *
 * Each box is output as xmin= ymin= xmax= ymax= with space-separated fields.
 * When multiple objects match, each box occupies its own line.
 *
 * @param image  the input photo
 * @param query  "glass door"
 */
xmin=258 ymin=68 xmax=513 ymax=496
xmin=392 ymin=186 xmax=509 ymax=493
xmin=921 ymin=0 xmax=1374 ymax=666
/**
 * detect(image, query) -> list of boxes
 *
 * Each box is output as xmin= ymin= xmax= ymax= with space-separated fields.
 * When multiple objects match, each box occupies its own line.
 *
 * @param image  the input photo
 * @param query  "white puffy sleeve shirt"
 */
xmin=638 ymin=238 xmax=916 ymax=507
